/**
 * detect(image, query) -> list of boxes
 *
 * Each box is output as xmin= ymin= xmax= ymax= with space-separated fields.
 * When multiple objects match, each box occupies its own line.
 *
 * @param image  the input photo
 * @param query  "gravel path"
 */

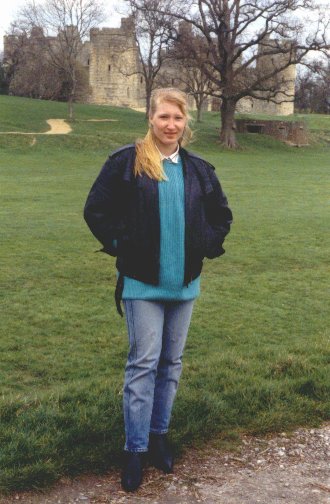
xmin=0 ymin=119 xmax=72 ymax=135
xmin=2 ymin=423 xmax=329 ymax=503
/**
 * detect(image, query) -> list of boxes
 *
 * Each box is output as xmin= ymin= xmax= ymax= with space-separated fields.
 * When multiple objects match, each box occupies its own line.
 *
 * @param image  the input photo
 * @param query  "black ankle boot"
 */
xmin=121 ymin=452 xmax=144 ymax=492
xmin=149 ymin=433 xmax=174 ymax=474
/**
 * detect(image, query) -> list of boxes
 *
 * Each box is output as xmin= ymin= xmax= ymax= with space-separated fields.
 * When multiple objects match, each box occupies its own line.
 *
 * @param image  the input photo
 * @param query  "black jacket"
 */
xmin=84 ymin=144 xmax=233 ymax=311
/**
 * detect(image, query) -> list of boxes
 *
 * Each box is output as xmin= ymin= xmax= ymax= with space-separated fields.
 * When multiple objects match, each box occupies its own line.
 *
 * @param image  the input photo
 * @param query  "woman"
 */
xmin=84 ymin=88 xmax=233 ymax=492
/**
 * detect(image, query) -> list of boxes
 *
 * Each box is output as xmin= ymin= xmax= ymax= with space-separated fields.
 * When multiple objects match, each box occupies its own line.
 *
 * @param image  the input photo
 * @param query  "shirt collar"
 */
xmin=156 ymin=144 xmax=180 ymax=164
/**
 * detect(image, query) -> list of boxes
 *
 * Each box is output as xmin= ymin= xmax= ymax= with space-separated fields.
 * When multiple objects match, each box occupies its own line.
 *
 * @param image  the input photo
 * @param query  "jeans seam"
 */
xmin=125 ymin=300 xmax=138 ymax=452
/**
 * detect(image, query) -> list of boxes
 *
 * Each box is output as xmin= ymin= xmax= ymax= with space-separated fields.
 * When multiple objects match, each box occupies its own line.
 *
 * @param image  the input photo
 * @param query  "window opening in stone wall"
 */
xmin=108 ymin=64 xmax=111 ymax=72
xmin=87 ymin=59 xmax=89 ymax=65
xmin=247 ymin=124 xmax=263 ymax=134
xmin=140 ymin=76 xmax=143 ymax=84
xmin=127 ymin=87 xmax=130 ymax=98
xmin=172 ymin=78 xmax=174 ymax=85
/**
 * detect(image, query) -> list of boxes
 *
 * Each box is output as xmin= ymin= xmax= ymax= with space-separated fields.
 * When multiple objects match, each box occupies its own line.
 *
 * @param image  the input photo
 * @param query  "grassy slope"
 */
xmin=0 ymin=95 xmax=329 ymax=492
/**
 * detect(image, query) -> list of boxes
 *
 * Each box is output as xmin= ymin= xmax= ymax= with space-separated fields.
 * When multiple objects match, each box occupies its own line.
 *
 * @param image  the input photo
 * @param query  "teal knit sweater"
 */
xmin=122 ymin=157 xmax=200 ymax=300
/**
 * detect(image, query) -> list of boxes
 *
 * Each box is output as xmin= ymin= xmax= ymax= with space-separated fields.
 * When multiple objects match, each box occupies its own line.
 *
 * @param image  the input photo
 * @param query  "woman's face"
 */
xmin=149 ymin=100 xmax=187 ymax=153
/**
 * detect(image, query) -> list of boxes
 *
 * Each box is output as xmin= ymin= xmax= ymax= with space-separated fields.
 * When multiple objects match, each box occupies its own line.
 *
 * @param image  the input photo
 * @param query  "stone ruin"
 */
xmin=236 ymin=119 xmax=309 ymax=146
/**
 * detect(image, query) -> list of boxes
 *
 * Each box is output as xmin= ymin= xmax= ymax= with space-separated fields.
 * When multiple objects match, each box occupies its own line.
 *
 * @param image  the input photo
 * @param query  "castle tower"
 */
xmin=254 ymin=37 xmax=296 ymax=115
xmin=274 ymin=59 xmax=296 ymax=115
xmin=237 ymin=37 xmax=296 ymax=116
xmin=88 ymin=17 xmax=144 ymax=107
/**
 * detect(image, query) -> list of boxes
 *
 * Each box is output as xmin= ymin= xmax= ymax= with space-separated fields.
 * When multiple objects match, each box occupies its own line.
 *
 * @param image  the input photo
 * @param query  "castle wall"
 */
xmin=3 ymin=18 xmax=296 ymax=115
xmin=158 ymin=47 xmax=212 ymax=112
xmin=237 ymin=58 xmax=296 ymax=116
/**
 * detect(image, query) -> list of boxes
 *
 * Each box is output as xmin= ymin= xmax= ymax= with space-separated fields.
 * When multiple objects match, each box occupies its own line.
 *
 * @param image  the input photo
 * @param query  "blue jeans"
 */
xmin=123 ymin=299 xmax=194 ymax=453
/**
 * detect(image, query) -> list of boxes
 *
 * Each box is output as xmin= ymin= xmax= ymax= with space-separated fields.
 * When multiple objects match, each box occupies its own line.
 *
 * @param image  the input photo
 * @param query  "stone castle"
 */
xmin=3 ymin=16 xmax=296 ymax=115
xmin=79 ymin=17 xmax=145 ymax=108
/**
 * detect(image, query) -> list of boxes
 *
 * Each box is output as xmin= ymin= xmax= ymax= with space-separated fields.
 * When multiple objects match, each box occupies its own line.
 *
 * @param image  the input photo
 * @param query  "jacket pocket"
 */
xmin=203 ymin=223 xmax=225 ymax=259
xmin=117 ymin=234 xmax=131 ymax=256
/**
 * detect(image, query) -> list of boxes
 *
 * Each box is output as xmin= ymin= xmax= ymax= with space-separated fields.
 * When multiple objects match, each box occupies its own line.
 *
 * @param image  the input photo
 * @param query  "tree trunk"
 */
xmin=220 ymin=98 xmax=238 ymax=148
xmin=196 ymin=99 xmax=202 ymax=122
xmin=68 ymin=71 xmax=76 ymax=121
xmin=145 ymin=84 xmax=152 ymax=119
xmin=68 ymin=96 xmax=74 ymax=121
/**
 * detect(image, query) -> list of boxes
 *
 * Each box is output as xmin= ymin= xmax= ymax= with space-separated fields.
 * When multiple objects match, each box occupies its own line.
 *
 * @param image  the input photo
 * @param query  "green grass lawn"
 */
xmin=0 ymin=95 xmax=329 ymax=493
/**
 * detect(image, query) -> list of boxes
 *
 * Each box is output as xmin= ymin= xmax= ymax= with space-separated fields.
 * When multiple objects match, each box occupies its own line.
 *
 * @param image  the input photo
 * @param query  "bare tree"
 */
xmin=164 ymin=23 xmax=215 ymax=122
xmin=4 ymin=24 xmax=63 ymax=99
xmin=295 ymin=59 xmax=330 ymax=113
xmin=122 ymin=0 xmax=175 ymax=117
xmin=176 ymin=62 xmax=212 ymax=122
xmin=9 ymin=59 xmax=63 ymax=100
xmin=132 ymin=0 xmax=330 ymax=147
xmin=17 ymin=0 xmax=105 ymax=119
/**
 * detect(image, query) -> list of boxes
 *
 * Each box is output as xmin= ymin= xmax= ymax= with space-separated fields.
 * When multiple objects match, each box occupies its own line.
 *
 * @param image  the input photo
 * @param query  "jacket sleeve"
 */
xmin=83 ymin=156 xmax=125 ymax=256
xmin=204 ymin=165 xmax=233 ymax=258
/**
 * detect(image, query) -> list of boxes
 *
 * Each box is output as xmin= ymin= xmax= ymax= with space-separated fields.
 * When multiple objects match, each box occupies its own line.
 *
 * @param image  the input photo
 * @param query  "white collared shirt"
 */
xmin=156 ymin=144 xmax=180 ymax=164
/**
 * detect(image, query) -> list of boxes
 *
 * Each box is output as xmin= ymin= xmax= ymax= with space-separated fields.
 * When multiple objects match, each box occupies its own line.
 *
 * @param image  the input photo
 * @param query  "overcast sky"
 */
xmin=1 ymin=0 xmax=328 ymax=55
xmin=0 ymin=0 xmax=22 ymax=49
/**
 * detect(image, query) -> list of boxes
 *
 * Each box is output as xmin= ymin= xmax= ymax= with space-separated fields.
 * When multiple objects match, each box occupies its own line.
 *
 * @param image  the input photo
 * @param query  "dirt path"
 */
xmin=0 ymin=119 xmax=72 ymax=135
xmin=2 ymin=423 xmax=329 ymax=503
xmin=44 ymin=119 xmax=72 ymax=134
xmin=0 ymin=118 xmax=119 ymax=136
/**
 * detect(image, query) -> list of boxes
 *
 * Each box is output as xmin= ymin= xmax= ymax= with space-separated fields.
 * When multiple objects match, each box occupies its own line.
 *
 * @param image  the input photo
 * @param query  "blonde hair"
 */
xmin=134 ymin=88 xmax=193 ymax=181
